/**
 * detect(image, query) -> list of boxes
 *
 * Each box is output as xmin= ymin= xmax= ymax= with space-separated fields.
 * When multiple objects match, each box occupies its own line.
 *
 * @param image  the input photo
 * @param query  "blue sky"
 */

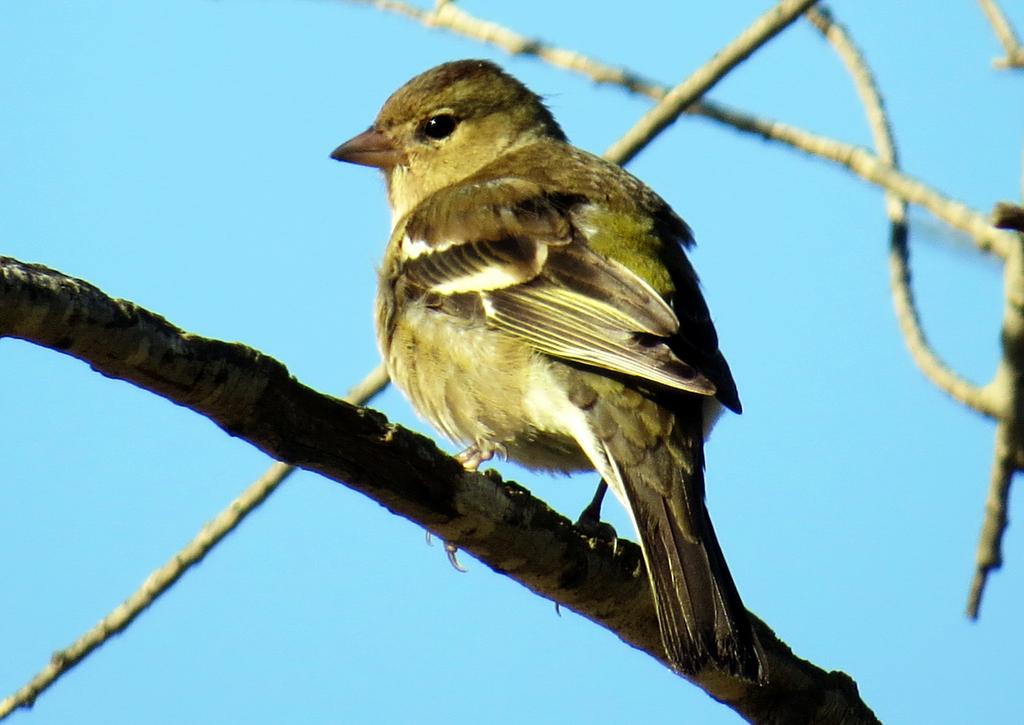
xmin=2 ymin=1 xmax=1022 ymax=723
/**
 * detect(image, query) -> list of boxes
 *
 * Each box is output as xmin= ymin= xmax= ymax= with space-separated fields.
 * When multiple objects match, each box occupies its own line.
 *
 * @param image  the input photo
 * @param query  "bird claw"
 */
xmin=445 ymin=541 xmax=467 ymax=572
xmin=455 ymin=441 xmax=505 ymax=472
xmin=426 ymin=530 xmax=468 ymax=572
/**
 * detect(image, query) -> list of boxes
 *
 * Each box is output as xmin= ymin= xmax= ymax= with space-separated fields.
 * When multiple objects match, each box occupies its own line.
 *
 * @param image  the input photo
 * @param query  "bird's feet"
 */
xmin=455 ymin=441 xmax=505 ymax=472
xmin=575 ymin=480 xmax=618 ymax=546
xmin=425 ymin=441 xmax=507 ymax=571
xmin=444 ymin=541 xmax=467 ymax=572
xmin=425 ymin=530 xmax=468 ymax=572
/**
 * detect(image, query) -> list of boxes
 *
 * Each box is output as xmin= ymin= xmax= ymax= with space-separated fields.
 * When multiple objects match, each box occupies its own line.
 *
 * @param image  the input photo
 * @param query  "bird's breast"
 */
xmin=376 ymin=283 xmax=591 ymax=473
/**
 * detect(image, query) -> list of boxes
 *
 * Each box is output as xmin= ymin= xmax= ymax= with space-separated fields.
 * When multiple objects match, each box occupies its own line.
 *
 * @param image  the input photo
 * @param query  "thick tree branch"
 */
xmin=0 ymin=256 xmax=879 ymax=723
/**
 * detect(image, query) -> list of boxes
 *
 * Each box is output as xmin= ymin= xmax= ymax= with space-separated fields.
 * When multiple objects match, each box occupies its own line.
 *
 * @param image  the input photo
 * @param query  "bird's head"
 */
xmin=331 ymin=59 xmax=565 ymax=222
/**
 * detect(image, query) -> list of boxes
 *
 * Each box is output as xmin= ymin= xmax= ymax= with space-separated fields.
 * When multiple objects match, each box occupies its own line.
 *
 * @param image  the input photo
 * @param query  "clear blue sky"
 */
xmin=2 ymin=2 xmax=1022 ymax=723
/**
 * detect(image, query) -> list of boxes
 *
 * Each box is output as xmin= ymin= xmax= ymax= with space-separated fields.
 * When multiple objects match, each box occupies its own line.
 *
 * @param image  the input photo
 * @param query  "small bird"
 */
xmin=331 ymin=59 xmax=762 ymax=679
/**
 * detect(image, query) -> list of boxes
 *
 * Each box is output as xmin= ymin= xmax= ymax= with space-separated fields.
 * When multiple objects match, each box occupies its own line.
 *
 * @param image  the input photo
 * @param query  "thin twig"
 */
xmin=978 ymin=0 xmax=1024 ymax=69
xmin=350 ymin=0 xmax=1016 ymax=259
xmin=351 ymin=0 xmax=669 ymax=99
xmin=967 ymin=212 xmax=1024 ymax=618
xmin=805 ymin=8 xmax=897 ymax=194
xmin=807 ymin=6 xmax=997 ymax=418
xmin=603 ymin=0 xmax=819 ymax=165
xmin=0 ymin=365 xmax=389 ymax=720
xmin=697 ymin=103 xmax=1015 ymax=260
xmin=808 ymin=5 xmax=1021 ymax=618
xmin=967 ymin=423 xmax=1018 ymax=617
xmin=887 ymin=218 xmax=998 ymax=416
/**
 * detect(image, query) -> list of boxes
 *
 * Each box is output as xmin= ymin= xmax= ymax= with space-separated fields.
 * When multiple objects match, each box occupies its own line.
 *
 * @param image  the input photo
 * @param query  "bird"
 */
xmin=331 ymin=59 xmax=763 ymax=680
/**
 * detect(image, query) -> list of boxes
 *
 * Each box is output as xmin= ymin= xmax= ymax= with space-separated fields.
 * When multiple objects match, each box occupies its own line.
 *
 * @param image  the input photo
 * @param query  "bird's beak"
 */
xmin=330 ymin=127 xmax=406 ymax=169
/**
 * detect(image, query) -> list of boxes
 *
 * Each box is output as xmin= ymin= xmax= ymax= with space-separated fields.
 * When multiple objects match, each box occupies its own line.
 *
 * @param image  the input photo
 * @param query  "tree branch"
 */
xmin=0 ymin=256 xmax=879 ymax=723
xmin=352 ymin=0 xmax=669 ymax=99
xmin=807 ymin=7 xmax=1022 ymax=618
xmin=967 ymin=207 xmax=1024 ymax=617
xmin=602 ymin=0 xmax=820 ymax=165
xmin=0 ymin=367 xmax=388 ymax=719
xmin=978 ymin=0 xmax=1024 ymax=69
xmin=350 ymin=0 xmax=1015 ymax=259
xmin=806 ymin=6 xmax=997 ymax=418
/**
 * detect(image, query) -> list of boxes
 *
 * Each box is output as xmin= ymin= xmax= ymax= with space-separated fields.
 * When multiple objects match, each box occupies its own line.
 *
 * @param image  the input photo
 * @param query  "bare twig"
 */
xmin=603 ymin=0 xmax=820 ymax=165
xmin=978 ymin=0 xmax=1024 ymax=69
xmin=887 ymin=218 xmax=998 ymax=416
xmin=350 ymin=0 xmax=1016 ymax=259
xmin=967 ymin=211 xmax=1024 ymax=618
xmin=807 ymin=6 xmax=997 ymax=418
xmin=805 ymin=7 xmax=897 ymax=194
xmin=0 ymin=365 xmax=389 ymax=720
xmin=808 ymin=6 xmax=1022 ymax=618
xmin=0 ymin=256 xmax=880 ymax=722
xmin=350 ymin=0 xmax=669 ymax=99
xmin=967 ymin=424 xmax=1019 ymax=617
xmin=695 ymin=103 xmax=1016 ymax=260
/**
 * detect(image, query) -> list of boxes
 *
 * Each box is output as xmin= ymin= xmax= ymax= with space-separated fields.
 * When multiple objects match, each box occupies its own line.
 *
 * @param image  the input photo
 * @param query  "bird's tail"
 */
xmin=602 ymin=396 xmax=763 ymax=680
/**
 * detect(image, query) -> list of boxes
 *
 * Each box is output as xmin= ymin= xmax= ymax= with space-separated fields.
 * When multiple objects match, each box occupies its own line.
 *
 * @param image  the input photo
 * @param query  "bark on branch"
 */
xmin=0 ymin=256 xmax=878 ymax=724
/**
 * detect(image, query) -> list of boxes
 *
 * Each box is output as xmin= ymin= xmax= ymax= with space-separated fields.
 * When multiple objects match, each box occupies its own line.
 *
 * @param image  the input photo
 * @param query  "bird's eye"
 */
xmin=421 ymin=113 xmax=458 ymax=140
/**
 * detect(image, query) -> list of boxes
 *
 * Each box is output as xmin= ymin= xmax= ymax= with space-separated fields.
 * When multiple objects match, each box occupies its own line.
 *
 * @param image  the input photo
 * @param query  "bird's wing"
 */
xmin=398 ymin=180 xmax=717 ymax=397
